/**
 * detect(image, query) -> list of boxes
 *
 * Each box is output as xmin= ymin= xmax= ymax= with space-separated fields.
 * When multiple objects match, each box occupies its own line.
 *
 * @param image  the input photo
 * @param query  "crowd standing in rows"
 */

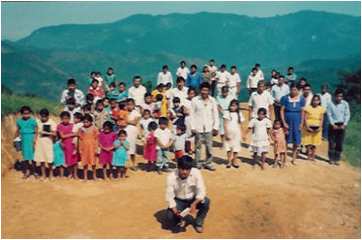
xmin=14 ymin=60 xmax=351 ymax=180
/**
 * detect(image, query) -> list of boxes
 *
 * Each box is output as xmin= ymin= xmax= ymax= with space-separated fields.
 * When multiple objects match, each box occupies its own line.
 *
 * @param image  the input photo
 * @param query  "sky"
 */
xmin=1 ymin=1 xmax=361 ymax=40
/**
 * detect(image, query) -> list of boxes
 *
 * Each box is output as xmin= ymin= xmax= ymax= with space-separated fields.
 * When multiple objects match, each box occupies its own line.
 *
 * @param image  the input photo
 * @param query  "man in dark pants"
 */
xmin=165 ymin=155 xmax=210 ymax=233
xmin=326 ymin=89 xmax=350 ymax=165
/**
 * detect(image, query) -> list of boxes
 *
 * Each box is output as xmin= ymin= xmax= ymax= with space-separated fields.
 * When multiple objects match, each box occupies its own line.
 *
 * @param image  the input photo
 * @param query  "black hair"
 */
xmin=176 ymin=123 xmax=187 ymax=133
xmin=255 ymin=63 xmax=261 ymax=67
xmin=73 ymin=112 xmax=83 ymax=121
xmin=127 ymin=98 xmax=135 ymax=104
xmin=39 ymin=108 xmax=49 ymax=117
xmin=147 ymin=121 xmax=158 ymax=132
xmin=66 ymin=97 xmax=76 ymax=105
xmin=180 ymin=60 xmax=186 ymax=64
xmin=90 ymin=71 xmax=96 ymax=76
xmin=118 ymin=129 xmax=127 ymax=136
xmin=289 ymin=83 xmax=298 ymax=90
xmin=288 ymin=66 xmax=294 ymax=71
xmin=279 ymin=75 xmax=285 ymax=79
xmin=177 ymin=155 xmax=193 ymax=170
xmin=228 ymin=99 xmax=241 ymax=123
xmin=86 ymin=93 xmax=94 ymax=101
xmin=67 ymin=78 xmax=76 ymax=85
xmin=221 ymin=85 xmax=229 ymax=92
xmin=176 ymin=76 xmax=185 ymax=83
xmin=220 ymin=64 xmax=226 ymax=69
xmin=257 ymin=107 xmax=267 ymax=115
xmin=335 ymin=88 xmax=344 ymax=96
xmin=188 ymin=87 xmax=196 ymax=94
xmin=156 ymin=94 xmax=164 ymax=102
xmin=231 ymin=65 xmax=237 ymax=69
xmin=119 ymin=82 xmax=125 ymax=87
xmin=162 ymin=65 xmax=168 ymax=70
xmin=303 ymin=83 xmax=311 ymax=89
xmin=82 ymin=104 xmax=92 ymax=112
xmin=60 ymin=111 xmax=71 ymax=118
xmin=273 ymin=119 xmax=282 ymax=128
xmin=91 ymin=79 xmax=99 ymax=84
xmin=311 ymin=94 xmax=322 ymax=106
xmin=144 ymin=92 xmax=152 ymax=98
xmin=119 ymin=101 xmax=126 ymax=109
xmin=109 ymin=82 xmax=116 ymax=88
xmin=143 ymin=109 xmax=151 ymax=116
xmin=200 ymin=82 xmax=210 ymax=90
xmin=20 ymin=106 xmax=32 ymax=114
xmin=103 ymin=121 xmax=113 ymax=130
xmin=107 ymin=67 xmax=113 ymax=71
xmin=252 ymin=67 xmax=257 ymax=72
xmin=190 ymin=64 xmax=197 ymax=69
xmin=159 ymin=117 xmax=169 ymax=126
xmin=173 ymin=97 xmax=181 ymax=103
xmin=83 ymin=113 xmax=93 ymax=122
xmin=209 ymin=59 xmax=215 ymax=62
xmin=95 ymin=99 xmax=104 ymax=107
xmin=257 ymin=80 xmax=265 ymax=86
xmin=133 ymin=75 xmax=142 ymax=81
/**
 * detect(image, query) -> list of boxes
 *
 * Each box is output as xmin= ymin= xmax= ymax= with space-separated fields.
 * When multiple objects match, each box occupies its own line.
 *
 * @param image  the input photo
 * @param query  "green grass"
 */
xmin=344 ymin=104 xmax=361 ymax=167
xmin=1 ymin=93 xmax=61 ymax=117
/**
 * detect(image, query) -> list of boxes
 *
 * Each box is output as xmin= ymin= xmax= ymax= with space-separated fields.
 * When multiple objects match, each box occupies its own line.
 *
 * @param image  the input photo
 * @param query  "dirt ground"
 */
xmin=1 ymin=112 xmax=361 ymax=238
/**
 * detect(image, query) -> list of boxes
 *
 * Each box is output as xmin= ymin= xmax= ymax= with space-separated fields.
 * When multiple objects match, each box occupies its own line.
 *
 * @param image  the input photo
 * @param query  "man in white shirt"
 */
xmin=302 ymin=84 xmax=313 ymax=106
xmin=255 ymin=63 xmax=264 ymax=81
xmin=318 ymin=84 xmax=332 ymax=139
xmin=60 ymin=78 xmax=85 ymax=107
xmin=215 ymin=64 xmax=231 ymax=97
xmin=271 ymin=75 xmax=290 ymax=121
xmin=207 ymin=59 xmax=218 ymax=97
xmin=246 ymin=67 xmax=261 ymax=95
xmin=165 ymin=155 xmax=210 ymax=233
xmin=248 ymin=80 xmax=274 ymax=119
xmin=128 ymin=75 xmax=147 ymax=108
xmin=176 ymin=60 xmax=190 ymax=80
xmin=229 ymin=65 xmax=241 ymax=99
xmin=191 ymin=82 xmax=219 ymax=171
xmin=157 ymin=65 xmax=173 ymax=87
xmin=169 ymin=76 xmax=189 ymax=108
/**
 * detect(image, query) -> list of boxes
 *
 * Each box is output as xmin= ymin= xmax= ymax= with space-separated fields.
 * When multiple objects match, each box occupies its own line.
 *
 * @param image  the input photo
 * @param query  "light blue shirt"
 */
xmin=271 ymin=84 xmax=290 ymax=102
xmin=327 ymin=100 xmax=350 ymax=126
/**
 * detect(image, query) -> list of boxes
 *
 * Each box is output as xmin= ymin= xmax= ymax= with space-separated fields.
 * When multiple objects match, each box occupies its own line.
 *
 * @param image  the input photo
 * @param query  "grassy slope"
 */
xmin=344 ymin=105 xmax=361 ymax=167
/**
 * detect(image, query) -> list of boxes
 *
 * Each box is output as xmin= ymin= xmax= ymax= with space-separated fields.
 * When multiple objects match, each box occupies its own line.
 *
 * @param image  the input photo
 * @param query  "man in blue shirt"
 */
xmin=186 ymin=65 xmax=203 ymax=90
xmin=327 ymin=88 xmax=351 ymax=165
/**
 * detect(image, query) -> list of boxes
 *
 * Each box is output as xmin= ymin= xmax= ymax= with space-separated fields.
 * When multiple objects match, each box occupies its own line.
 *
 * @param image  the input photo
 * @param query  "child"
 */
xmin=57 ymin=111 xmax=78 ymax=178
xmin=15 ymin=106 xmax=38 ymax=179
xmin=174 ymin=124 xmax=187 ymax=160
xmin=125 ymin=98 xmax=141 ymax=171
xmin=140 ymin=109 xmax=154 ymax=139
xmin=34 ymin=108 xmax=56 ymax=180
xmin=169 ymin=97 xmax=184 ymax=121
xmin=271 ymin=120 xmax=287 ymax=168
xmin=248 ymin=108 xmax=272 ymax=170
xmin=140 ymin=92 xmax=155 ymax=114
xmin=116 ymin=82 xmax=129 ymax=103
xmin=78 ymin=114 xmax=99 ymax=180
xmin=216 ymin=86 xmax=234 ymax=147
xmin=223 ymin=99 xmax=245 ymax=168
xmin=99 ymin=121 xmax=117 ymax=180
xmin=105 ymin=67 xmax=116 ymax=86
xmin=143 ymin=121 xmax=158 ymax=171
xmin=88 ymin=79 xmax=105 ymax=102
xmin=94 ymin=99 xmax=109 ymax=129
xmin=53 ymin=133 xmax=65 ymax=178
xmin=114 ymin=101 xmax=128 ymax=132
xmin=72 ymin=112 xmax=83 ymax=164
xmin=153 ymin=94 xmax=164 ymax=118
xmin=155 ymin=117 xmax=174 ymax=174
xmin=103 ymin=97 xmax=111 ymax=114
xmin=64 ymin=97 xmax=81 ymax=123
xmin=106 ymin=82 xmax=119 ymax=100
xmin=82 ymin=104 xmax=94 ymax=119
xmin=112 ymin=130 xmax=129 ymax=179
xmin=85 ymin=93 xmax=96 ymax=110
xmin=302 ymin=95 xmax=325 ymax=161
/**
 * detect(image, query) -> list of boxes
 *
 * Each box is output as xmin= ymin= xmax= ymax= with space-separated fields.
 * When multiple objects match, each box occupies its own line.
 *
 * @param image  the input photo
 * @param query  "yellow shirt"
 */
xmin=151 ymin=89 xmax=168 ymax=117
xmin=304 ymin=105 xmax=325 ymax=126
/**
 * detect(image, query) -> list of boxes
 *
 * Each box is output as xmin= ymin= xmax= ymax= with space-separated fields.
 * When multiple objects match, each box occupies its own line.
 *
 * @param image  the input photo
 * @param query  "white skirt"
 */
xmin=125 ymin=125 xmax=138 ymax=155
xmin=34 ymin=137 xmax=54 ymax=164
xmin=224 ymin=127 xmax=241 ymax=152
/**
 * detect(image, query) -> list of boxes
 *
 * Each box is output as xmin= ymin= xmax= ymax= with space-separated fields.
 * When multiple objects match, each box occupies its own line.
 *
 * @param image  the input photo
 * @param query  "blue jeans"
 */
xmin=156 ymin=149 xmax=170 ymax=169
xmin=167 ymin=197 xmax=210 ymax=227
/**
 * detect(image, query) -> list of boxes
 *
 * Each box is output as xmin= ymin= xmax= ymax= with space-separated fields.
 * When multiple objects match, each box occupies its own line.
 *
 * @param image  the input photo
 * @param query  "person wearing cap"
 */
xmin=215 ymin=64 xmax=231 ymax=97
xmin=128 ymin=75 xmax=147 ymax=107
xmin=176 ymin=60 xmax=190 ymax=80
xmin=157 ymin=65 xmax=174 ymax=87
xmin=186 ymin=64 xmax=203 ymax=90
xmin=60 ymin=78 xmax=85 ymax=107
xmin=165 ymin=155 xmax=210 ymax=233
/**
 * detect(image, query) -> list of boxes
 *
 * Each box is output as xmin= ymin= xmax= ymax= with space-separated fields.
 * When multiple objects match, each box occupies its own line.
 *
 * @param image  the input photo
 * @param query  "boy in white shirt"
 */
xmin=248 ymin=81 xmax=274 ymax=119
xmin=229 ymin=65 xmax=241 ymax=99
xmin=207 ymin=59 xmax=218 ymax=97
xmin=215 ymin=64 xmax=231 ymax=97
xmin=157 ymin=65 xmax=173 ymax=87
xmin=246 ymin=67 xmax=260 ymax=95
xmin=255 ymin=63 xmax=264 ymax=81
xmin=176 ymin=60 xmax=190 ymax=80
xmin=155 ymin=117 xmax=174 ymax=173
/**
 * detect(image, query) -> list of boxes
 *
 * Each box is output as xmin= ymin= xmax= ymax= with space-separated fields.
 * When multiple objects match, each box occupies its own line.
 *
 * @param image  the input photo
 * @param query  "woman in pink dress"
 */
xmin=99 ymin=121 xmax=117 ymax=179
xmin=143 ymin=121 xmax=158 ymax=172
xmin=57 ymin=111 xmax=78 ymax=178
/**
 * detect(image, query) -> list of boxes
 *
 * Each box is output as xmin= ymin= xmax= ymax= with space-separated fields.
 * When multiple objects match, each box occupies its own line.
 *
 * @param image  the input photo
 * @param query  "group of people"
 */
xmin=14 ymin=60 xmax=351 ymax=181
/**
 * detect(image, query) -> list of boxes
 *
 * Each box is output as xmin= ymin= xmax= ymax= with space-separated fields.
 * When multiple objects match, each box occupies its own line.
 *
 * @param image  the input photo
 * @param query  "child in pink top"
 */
xmin=99 ymin=121 xmax=117 ymax=179
xmin=57 ymin=111 xmax=77 ymax=178
xmin=271 ymin=120 xmax=287 ymax=168
xmin=143 ymin=121 xmax=158 ymax=171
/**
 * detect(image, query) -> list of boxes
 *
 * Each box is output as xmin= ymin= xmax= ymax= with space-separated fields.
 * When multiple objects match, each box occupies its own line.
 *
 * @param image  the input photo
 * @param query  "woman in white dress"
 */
xmin=125 ymin=98 xmax=141 ymax=171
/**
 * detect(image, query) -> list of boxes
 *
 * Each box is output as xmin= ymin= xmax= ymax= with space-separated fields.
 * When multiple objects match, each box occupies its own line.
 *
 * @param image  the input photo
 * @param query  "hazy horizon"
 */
xmin=2 ymin=1 xmax=361 ymax=41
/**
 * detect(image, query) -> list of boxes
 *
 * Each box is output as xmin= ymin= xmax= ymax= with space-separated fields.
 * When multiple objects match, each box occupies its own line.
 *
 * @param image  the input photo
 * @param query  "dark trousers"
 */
xmin=274 ymin=103 xmax=282 ymax=121
xmin=328 ymin=125 xmax=345 ymax=161
xmin=167 ymin=197 xmax=210 ymax=227
xmin=322 ymin=113 xmax=329 ymax=139
xmin=210 ymin=81 xmax=217 ymax=97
